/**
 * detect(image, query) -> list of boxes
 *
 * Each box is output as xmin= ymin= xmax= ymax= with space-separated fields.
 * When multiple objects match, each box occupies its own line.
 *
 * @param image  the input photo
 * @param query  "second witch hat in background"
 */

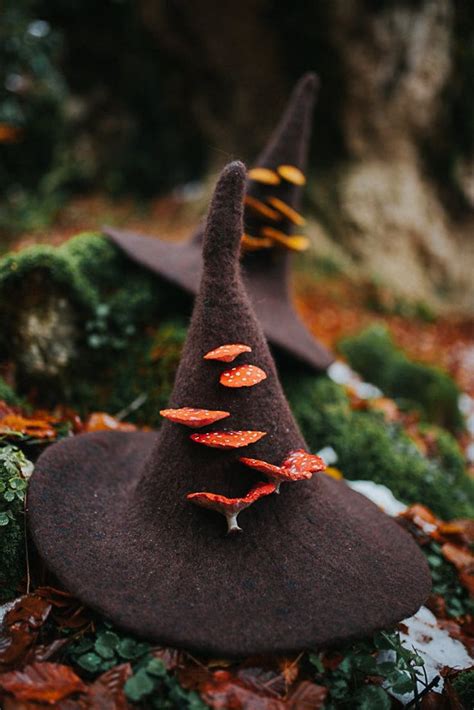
xmin=30 ymin=162 xmax=430 ymax=657
xmin=104 ymin=73 xmax=334 ymax=371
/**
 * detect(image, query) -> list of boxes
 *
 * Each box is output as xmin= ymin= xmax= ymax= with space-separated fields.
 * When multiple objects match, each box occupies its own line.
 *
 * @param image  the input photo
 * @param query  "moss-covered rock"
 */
xmin=283 ymin=374 xmax=474 ymax=520
xmin=0 ymin=232 xmax=190 ymax=398
xmin=339 ymin=325 xmax=463 ymax=431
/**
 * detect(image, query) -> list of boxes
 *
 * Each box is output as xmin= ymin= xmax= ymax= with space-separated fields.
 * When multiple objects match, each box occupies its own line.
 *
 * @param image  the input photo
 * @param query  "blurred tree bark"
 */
xmin=137 ymin=0 xmax=473 ymax=310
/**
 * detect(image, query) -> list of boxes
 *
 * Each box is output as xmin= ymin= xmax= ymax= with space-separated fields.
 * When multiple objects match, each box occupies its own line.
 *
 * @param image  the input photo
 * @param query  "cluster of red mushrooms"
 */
xmin=160 ymin=342 xmax=326 ymax=534
xmin=242 ymin=164 xmax=309 ymax=253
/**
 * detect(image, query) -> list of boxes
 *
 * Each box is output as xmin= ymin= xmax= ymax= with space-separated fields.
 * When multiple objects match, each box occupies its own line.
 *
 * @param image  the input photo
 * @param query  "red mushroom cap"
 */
xmin=160 ymin=408 xmax=231 ymax=428
xmin=238 ymin=457 xmax=283 ymax=477
xmin=220 ymin=364 xmax=267 ymax=388
xmin=203 ymin=343 xmax=252 ymax=363
xmin=240 ymin=449 xmax=326 ymax=492
xmin=190 ymin=430 xmax=267 ymax=450
xmin=282 ymin=449 xmax=326 ymax=475
xmin=187 ymin=481 xmax=276 ymax=533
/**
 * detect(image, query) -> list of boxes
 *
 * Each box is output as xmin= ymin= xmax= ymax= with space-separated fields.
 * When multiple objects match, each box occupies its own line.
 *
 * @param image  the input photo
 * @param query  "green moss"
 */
xmin=0 ymin=376 xmax=22 ymax=406
xmin=452 ymin=670 xmax=474 ymax=708
xmin=67 ymin=319 xmax=186 ymax=426
xmin=0 ymin=232 xmax=190 ymax=397
xmin=0 ymin=519 xmax=24 ymax=601
xmin=0 ymin=243 xmax=97 ymax=312
xmin=424 ymin=541 xmax=473 ymax=618
xmin=283 ymin=374 xmax=474 ymax=520
xmin=339 ymin=325 xmax=463 ymax=431
xmin=0 ymin=444 xmax=31 ymax=601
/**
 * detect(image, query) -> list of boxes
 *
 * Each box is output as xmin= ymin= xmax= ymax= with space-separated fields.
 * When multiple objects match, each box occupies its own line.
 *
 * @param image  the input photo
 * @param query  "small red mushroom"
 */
xmin=240 ymin=449 xmax=326 ymax=492
xmin=190 ymin=430 xmax=266 ymax=449
xmin=160 ymin=407 xmax=230 ymax=428
xmin=203 ymin=343 xmax=252 ymax=363
xmin=239 ymin=456 xmax=309 ymax=492
xmin=187 ymin=481 xmax=276 ymax=533
xmin=220 ymin=364 xmax=267 ymax=388
xmin=238 ymin=457 xmax=282 ymax=477
xmin=282 ymin=449 xmax=326 ymax=475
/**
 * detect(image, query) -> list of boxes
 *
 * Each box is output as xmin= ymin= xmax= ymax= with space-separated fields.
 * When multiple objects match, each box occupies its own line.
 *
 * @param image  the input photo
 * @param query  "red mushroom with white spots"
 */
xmin=160 ymin=407 xmax=230 ymax=428
xmin=240 ymin=449 xmax=326 ymax=492
xmin=190 ymin=430 xmax=266 ymax=450
xmin=220 ymin=364 xmax=267 ymax=388
xmin=187 ymin=481 xmax=277 ymax=533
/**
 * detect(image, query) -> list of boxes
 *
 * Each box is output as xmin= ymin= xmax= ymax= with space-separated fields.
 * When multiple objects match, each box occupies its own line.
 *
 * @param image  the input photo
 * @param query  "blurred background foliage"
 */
xmin=1 ymin=0 xmax=472 ymax=221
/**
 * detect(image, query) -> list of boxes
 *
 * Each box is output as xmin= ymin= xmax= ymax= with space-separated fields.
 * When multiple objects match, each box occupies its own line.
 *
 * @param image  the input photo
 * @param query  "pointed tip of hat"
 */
xmin=298 ymin=71 xmax=319 ymax=95
xmin=202 ymin=161 xmax=247 ymax=272
xmin=254 ymin=72 xmax=319 ymax=172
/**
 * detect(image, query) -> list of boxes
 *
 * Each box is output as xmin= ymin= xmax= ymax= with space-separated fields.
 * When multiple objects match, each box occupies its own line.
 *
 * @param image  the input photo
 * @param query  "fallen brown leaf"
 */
xmin=0 ymin=596 xmax=52 ymax=670
xmin=0 ymin=662 xmax=86 ymax=703
xmin=441 ymin=543 xmax=474 ymax=574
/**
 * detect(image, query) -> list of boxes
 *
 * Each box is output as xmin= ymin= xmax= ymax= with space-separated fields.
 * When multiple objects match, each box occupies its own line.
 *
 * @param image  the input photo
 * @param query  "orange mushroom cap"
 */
xmin=247 ymin=167 xmax=281 ymax=185
xmin=160 ymin=408 xmax=231 ymax=428
xmin=267 ymin=196 xmax=306 ymax=226
xmin=244 ymin=195 xmax=282 ymax=222
xmin=277 ymin=164 xmax=306 ymax=186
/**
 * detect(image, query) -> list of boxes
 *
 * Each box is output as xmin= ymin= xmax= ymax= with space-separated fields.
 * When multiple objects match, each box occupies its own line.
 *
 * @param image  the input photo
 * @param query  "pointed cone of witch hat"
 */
xmin=104 ymin=73 xmax=333 ymax=371
xmin=29 ymin=162 xmax=430 ymax=657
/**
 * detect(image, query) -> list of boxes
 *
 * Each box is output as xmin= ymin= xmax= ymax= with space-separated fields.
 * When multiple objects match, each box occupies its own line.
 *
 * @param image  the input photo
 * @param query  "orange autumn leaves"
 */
xmin=0 ymin=402 xmax=138 ymax=442
xmin=160 ymin=342 xmax=326 ymax=532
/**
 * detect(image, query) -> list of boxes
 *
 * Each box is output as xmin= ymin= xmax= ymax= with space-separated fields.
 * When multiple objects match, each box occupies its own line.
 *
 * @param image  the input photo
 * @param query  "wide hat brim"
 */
xmin=105 ymin=226 xmax=333 ymax=370
xmin=28 ymin=429 xmax=431 ymax=657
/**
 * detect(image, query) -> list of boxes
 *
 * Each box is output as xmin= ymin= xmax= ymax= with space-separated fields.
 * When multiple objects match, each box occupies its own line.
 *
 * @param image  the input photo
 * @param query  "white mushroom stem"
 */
xmin=226 ymin=512 xmax=243 ymax=534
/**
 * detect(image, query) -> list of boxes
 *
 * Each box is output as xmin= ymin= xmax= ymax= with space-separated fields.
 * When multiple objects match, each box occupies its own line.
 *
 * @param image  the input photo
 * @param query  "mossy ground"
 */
xmin=339 ymin=324 xmax=463 ymax=431
xmin=284 ymin=375 xmax=474 ymax=520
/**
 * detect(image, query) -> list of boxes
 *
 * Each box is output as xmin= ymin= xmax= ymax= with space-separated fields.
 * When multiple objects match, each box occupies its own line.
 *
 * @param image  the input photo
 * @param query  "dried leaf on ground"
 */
xmin=0 ymin=662 xmax=86 ymax=703
xmin=0 ymin=415 xmax=57 ymax=440
xmin=0 ymin=597 xmax=52 ymax=670
xmin=35 ymin=587 xmax=91 ymax=631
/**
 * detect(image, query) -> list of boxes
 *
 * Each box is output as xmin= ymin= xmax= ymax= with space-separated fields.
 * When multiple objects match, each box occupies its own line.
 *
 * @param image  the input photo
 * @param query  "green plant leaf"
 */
xmin=124 ymin=668 xmax=155 ymax=702
xmin=77 ymin=652 xmax=102 ymax=673
xmin=354 ymin=685 xmax=391 ymax=709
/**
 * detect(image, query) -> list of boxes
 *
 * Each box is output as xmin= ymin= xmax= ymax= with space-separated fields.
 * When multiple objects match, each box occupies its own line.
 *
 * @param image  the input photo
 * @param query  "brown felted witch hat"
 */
xmin=104 ymin=73 xmax=333 ymax=371
xmin=29 ymin=162 xmax=430 ymax=658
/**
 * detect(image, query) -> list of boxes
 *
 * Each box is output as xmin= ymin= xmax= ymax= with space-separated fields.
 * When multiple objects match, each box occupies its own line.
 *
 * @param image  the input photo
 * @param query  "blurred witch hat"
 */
xmin=104 ymin=73 xmax=333 ymax=371
xmin=30 ymin=162 xmax=429 ymax=657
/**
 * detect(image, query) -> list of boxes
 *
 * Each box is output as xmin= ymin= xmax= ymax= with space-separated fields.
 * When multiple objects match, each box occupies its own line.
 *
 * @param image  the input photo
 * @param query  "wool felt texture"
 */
xmin=104 ymin=72 xmax=333 ymax=371
xmin=29 ymin=162 xmax=431 ymax=658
